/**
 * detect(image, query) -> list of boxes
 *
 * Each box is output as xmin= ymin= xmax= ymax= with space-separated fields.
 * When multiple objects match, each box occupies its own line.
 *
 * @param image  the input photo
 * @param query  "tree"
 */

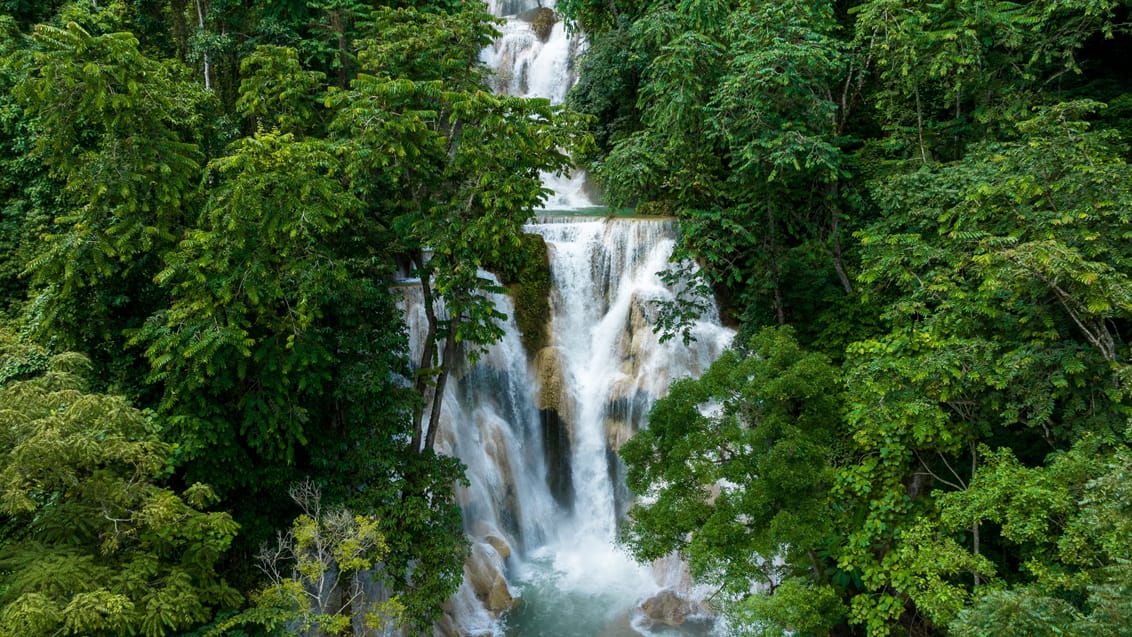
xmin=329 ymin=4 xmax=589 ymax=452
xmin=214 ymin=481 xmax=406 ymax=637
xmin=236 ymin=45 xmax=326 ymax=136
xmin=140 ymin=55 xmax=468 ymax=627
xmin=0 ymin=331 xmax=240 ymax=637
xmin=838 ymin=102 xmax=1132 ymax=634
xmin=570 ymin=0 xmax=863 ymax=339
xmin=620 ymin=326 xmax=848 ymax=634
xmin=942 ymin=441 xmax=1132 ymax=637
xmin=141 ymin=130 xmax=367 ymax=470
xmin=11 ymin=20 xmax=209 ymax=384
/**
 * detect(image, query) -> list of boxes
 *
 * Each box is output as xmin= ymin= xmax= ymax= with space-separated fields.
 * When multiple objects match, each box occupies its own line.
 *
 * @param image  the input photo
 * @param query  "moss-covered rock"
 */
xmin=487 ymin=232 xmax=551 ymax=355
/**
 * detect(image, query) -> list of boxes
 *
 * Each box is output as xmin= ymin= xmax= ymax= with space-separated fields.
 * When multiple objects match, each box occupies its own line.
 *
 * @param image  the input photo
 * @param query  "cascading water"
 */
xmin=500 ymin=217 xmax=734 ymax=637
xmin=478 ymin=0 xmax=594 ymax=209
xmin=412 ymin=2 xmax=735 ymax=635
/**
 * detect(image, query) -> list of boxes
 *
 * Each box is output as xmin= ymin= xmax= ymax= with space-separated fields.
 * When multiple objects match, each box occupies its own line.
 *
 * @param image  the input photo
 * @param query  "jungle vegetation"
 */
xmin=0 ymin=0 xmax=1130 ymax=636
xmin=559 ymin=0 xmax=1132 ymax=635
xmin=0 ymin=0 xmax=583 ymax=634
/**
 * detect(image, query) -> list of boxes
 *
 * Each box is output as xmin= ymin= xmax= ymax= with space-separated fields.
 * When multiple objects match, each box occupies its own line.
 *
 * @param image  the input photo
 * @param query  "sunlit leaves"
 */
xmin=237 ymin=45 xmax=325 ymax=135
xmin=0 ymin=332 xmax=239 ymax=637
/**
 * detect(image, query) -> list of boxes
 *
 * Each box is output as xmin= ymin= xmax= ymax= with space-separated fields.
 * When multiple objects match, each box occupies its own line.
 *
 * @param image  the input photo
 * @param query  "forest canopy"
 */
xmin=1 ymin=0 xmax=584 ymax=635
xmin=1 ymin=0 xmax=1131 ymax=636
xmin=558 ymin=0 xmax=1132 ymax=635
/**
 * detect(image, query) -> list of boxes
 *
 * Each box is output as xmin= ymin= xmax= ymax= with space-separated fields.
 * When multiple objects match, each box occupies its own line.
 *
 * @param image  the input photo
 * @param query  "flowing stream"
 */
xmin=410 ymin=3 xmax=735 ymax=635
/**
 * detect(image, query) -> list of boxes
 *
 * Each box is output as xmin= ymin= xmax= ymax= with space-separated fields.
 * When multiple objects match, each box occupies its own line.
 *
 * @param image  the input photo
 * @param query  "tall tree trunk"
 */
xmin=424 ymin=324 xmax=458 ymax=452
xmin=970 ymin=441 xmax=981 ymax=586
xmin=169 ymin=0 xmax=190 ymax=60
xmin=194 ymin=0 xmax=211 ymax=90
xmin=827 ymin=186 xmax=854 ymax=295
xmin=767 ymin=207 xmax=787 ymax=325
xmin=410 ymin=252 xmax=439 ymax=453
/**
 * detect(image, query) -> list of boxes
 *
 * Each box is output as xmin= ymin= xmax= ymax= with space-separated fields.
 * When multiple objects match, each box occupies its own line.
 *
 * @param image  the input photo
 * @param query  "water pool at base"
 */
xmin=500 ymin=547 xmax=717 ymax=637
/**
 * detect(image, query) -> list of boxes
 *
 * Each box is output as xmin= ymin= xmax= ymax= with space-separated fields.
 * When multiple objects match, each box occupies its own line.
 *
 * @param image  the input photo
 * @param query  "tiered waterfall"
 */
xmin=409 ymin=2 xmax=735 ymax=635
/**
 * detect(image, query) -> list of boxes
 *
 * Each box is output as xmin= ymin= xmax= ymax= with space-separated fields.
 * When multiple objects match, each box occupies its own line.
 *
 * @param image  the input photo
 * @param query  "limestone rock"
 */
xmin=485 ymin=572 xmax=513 ymax=612
xmin=534 ymin=347 xmax=565 ymax=414
xmin=640 ymin=589 xmax=695 ymax=628
xmin=483 ymin=534 xmax=512 ymax=561
xmin=518 ymin=6 xmax=557 ymax=41
xmin=465 ymin=542 xmax=516 ymax=615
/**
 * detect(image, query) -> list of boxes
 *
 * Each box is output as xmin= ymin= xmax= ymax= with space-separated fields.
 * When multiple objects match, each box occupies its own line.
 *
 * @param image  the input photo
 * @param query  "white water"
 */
xmin=418 ymin=218 xmax=733 ymax=636
xmin=479 ymin=0 xmax=594 ymax=209
xmin=410 ymin=3 xmax=735 ymax=635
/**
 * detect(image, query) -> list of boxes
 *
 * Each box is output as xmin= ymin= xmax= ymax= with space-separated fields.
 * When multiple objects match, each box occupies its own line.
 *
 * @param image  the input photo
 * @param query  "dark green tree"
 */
xmin=621 ymin=326 xmax=849 ymax=635
xmin=330 ymin=4 xmax=588 ymax=452
xmin=11 ymin=21 xmax=209 ymax=386
xmin=839 ymin=102 xmax=1132 ymax=634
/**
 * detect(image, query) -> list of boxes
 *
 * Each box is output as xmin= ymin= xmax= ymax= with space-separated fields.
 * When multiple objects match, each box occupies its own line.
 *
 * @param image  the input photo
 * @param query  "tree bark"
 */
xmin=424 ymin=323 xmax=458 ymax=452
xmin=194 ymin=0 xmax=211 ymax=90
xmin=169 ymin=0 xmax=190 ymax=60
xmin=410 ymin=251 xmax=438 ymax=453
xmin=970 ymin=441 xmax=981 ymax=586
xmin=766 ymin=207 xmax=787 ymax=325
xmin=827 ymin=188 xmax=854 ymax=295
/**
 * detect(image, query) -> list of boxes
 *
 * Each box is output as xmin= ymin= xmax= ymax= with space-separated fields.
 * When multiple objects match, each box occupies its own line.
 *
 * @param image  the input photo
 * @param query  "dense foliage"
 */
xmin=556 ymin=0 xmax=1132 ymax=635
xmin=4 ymin=0 xmax=1132 ymax=635
xmin=0 ymin=1 xmax=585 ymax=635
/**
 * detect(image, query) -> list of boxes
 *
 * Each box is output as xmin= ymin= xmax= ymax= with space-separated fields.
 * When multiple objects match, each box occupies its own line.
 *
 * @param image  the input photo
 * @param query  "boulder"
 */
xmin=483 ymin=534 xmax=512 ymax=561
xmin=640 ymin=589 xmax=695 ymax=628
xmin=518 ymin=6 xmax=558 ymax=41
xmin=465 ymin=542 xmax=516 ymax=615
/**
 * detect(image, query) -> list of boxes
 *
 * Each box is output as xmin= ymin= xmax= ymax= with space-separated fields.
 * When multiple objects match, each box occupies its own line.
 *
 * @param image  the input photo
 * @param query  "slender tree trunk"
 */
xmin=767 ymin=207 xmax=787 ymax=325
xmin=970 ymin=441 xmax=981 ymax=586
xmin=827 ymin=186 xmax=854 ymax=295
xmin=424 ymin=324 xmax=458 ymax=452
xmin=410 ymin=252 xmax=439 ymax=453
xmin=169 ymin=0 xmax=190 ymax=60
xmin=914 ymin=84 xmax=928 ymax=164
xmin=194 ymin=0 xmax=211 ymax=90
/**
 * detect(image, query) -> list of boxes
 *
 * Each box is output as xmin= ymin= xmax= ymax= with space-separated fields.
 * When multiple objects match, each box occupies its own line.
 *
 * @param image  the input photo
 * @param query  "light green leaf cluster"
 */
xmin=0 ymin=331 xmax=239 ymax=637
xmin=237 ymin=481 xmax=403 ymax=637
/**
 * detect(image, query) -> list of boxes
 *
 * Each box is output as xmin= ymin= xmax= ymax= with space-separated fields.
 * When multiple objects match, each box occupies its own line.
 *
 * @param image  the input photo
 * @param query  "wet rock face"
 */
xmin=640 ymin=589 xmax=696 ymax=627
xmin=534 ymin=347 xmax=565 ymax=414
xmin=466 ymin=543 xmax=516 ymax=614
xmin=483 ymin=534 xmax=512 ymax=561
xmin=518 ymin=6 xmax=558 ymax=41
xmin=534 ymin=347 xmax=574 ymax=508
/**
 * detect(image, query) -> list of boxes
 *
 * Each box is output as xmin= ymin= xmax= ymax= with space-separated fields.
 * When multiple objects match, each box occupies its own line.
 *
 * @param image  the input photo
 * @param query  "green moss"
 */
xmin=635 ymin=199 xmax=676 ymax=216
xmin=487 ymin=233 xmax=551 ymax=355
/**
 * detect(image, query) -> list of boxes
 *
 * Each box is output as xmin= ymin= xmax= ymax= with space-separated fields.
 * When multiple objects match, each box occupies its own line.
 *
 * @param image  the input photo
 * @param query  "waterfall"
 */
xmin=478 ymin=0 xmax=595 ymax=209
xmin=419 ymin=218 xmax=732 ymax=636
xmin=411 ymin=3 xmax=736 ymax=635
